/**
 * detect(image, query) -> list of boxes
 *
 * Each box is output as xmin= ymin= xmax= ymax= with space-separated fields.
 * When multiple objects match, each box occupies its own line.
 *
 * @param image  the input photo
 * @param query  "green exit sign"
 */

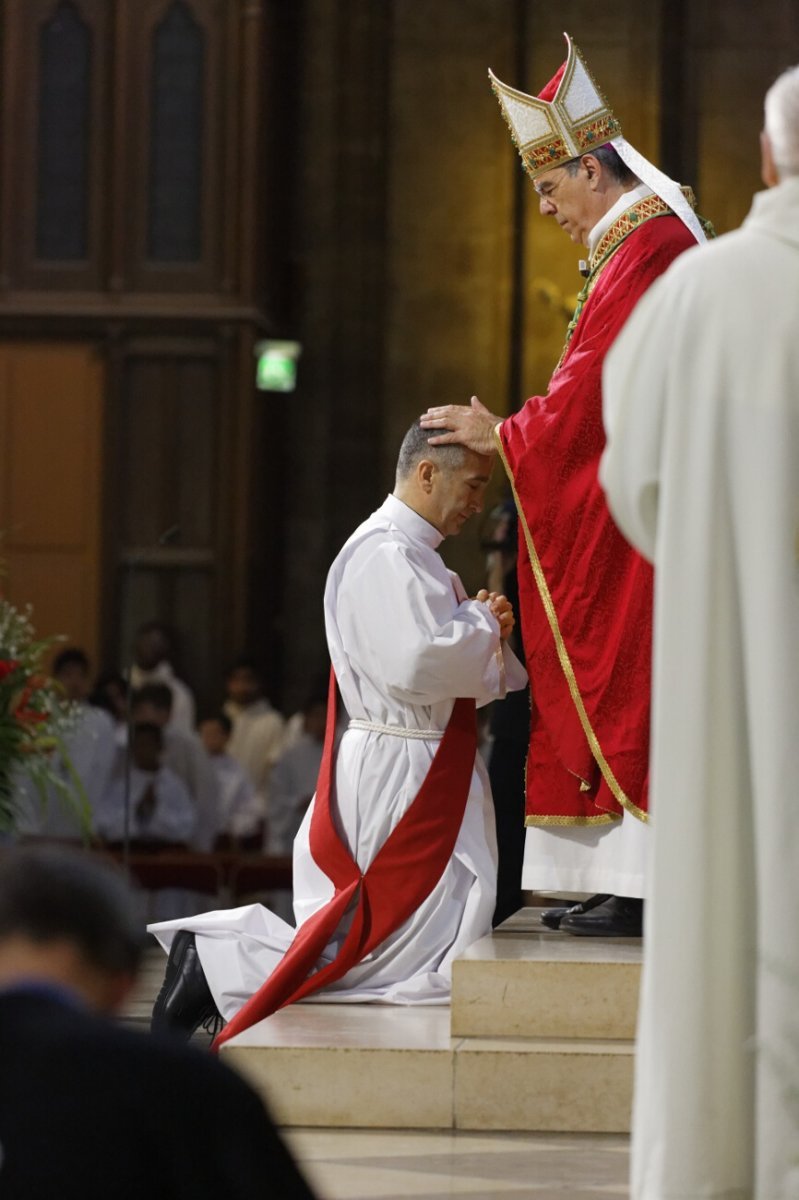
xmin=255 ymin=340 xmax=302 ymax=392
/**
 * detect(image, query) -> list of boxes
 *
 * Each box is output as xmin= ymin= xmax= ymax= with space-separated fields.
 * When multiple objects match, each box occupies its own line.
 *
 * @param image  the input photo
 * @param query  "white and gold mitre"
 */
xmin=489 ymin=34 xmax=622 ymax=180
xmin=489 ymin=32 xmax=707 ymax=244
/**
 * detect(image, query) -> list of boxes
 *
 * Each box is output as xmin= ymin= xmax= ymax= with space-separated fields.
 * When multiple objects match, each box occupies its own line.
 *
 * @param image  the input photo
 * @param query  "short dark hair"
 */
xmin=564 ymin=144 xmax=639 ymax=187
xmin=53 ymin=647 xmax=90 ymax=676
xmin=89 ymin=670 xmax=128 ymax=714
xmin=130 ymin=683 xmax=173 ymax=714
xmin=132 ymin=721 xmax=164 ymax=747
xmin=395 ymin=420 xmax=468 ymax=481
xmin=200 ymin=712 xmax=233 ymax=736
xmin=135 ymin=619 xmax=175 ymax=644
xmin=226 ymin=657 xmax=262 ymax=680
xmin=0 ymin=847 xmax=143 ymax=976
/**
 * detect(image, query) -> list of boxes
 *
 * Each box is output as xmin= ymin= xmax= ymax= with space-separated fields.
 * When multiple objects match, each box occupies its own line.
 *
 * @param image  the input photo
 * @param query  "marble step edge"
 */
xmin=451 ymin=957 xmax=641 ymax=1040
xmin=222 ymin=1032 xmax=635 ymax=1056
xmin=221 ymin=1035 xmax=633 ymax=1132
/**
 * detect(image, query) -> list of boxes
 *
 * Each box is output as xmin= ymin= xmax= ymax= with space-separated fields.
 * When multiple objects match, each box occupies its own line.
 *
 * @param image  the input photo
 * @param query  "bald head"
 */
xmin=764 ymin=64 xmax=799 ymax=181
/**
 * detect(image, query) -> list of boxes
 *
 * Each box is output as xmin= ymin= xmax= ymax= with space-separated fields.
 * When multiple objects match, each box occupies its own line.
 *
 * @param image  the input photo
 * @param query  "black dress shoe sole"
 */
xmin=559 ymin=901 xmax=643 ymax=938
xmin=540 ymin=893 xmax=612 ymax=930
xmin=559 ymin=919 xmax=642 ymax=937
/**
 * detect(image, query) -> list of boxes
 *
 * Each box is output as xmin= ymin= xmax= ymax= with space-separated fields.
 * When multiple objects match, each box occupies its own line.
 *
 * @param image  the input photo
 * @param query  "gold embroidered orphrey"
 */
xmin=495 ymin=427 xmax=649 ymax=827
xmin=494 ymin=194 xmax=671 ymax=826
xmin=556 ymin=194 xmax=675 ymax=370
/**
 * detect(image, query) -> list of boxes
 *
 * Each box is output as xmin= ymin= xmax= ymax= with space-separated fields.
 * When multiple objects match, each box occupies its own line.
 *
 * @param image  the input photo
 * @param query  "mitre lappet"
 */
xmin=489 ymin=32 xmax=707 ymax=246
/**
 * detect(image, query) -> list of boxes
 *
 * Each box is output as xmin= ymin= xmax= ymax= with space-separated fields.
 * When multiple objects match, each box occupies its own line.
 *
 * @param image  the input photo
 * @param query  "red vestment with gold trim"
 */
xmin=499 ymin=212 xmax=695 ymax=825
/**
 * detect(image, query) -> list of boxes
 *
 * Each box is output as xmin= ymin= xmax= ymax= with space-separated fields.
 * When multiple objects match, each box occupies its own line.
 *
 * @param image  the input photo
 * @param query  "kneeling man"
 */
xmin=150 ymin=421 xmax=527 ymax=1046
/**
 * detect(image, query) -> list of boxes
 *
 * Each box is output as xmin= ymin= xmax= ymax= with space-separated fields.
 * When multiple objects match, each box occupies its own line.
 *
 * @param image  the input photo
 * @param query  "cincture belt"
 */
xmin=347 ymin=719 xmax=444 ymax=741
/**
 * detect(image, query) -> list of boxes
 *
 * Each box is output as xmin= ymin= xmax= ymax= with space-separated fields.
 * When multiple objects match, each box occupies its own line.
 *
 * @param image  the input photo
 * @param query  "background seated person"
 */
xmin=95 ymin=723 xmax=196 ymax=849
xmin=199 ymin=713 xmax=264 ymax=851
xmin=130 ymin=619 xmax=196 ymax=735
xmin=267 ymin=694 xmax=327 ymax=857
xmin=13 ymin=647 xmax=117 ymax=842
xmin=129 ymin=684 xmax=219 ymax=852
xmin=222 ymin=658 xmax=286 ymax=825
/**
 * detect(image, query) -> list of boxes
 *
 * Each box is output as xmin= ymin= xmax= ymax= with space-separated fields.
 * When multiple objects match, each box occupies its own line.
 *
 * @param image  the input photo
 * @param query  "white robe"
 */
xmin=211 ymin=753 xmax=262 ymax=839
xmin=522 ymin=812 xmax=647 ymax=898
xmin=151 ymin=494 xmax=527 ymax=1020
xmin=601 ymin=178 xmax=799 ymax=1200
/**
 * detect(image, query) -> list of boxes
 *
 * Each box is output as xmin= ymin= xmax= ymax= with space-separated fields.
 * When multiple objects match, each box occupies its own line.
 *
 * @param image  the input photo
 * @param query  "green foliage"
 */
xmin=0 ymin=594 xmax=89 ymax=834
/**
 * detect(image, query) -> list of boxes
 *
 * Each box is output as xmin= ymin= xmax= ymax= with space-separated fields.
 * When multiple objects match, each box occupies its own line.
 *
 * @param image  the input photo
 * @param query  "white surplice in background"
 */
xmin=601 ymin=178 xmax=799 ymax=1200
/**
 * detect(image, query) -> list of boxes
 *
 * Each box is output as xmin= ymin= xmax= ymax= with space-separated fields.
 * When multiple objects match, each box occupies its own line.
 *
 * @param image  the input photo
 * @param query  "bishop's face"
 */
xmin=534 ymin=160 xmax=596 ymax=246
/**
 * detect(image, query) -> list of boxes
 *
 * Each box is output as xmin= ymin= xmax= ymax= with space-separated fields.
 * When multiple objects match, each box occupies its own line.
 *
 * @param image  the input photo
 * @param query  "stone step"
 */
xmin=454 ymin=1034 xmax=633 ymax=1133
xmin=220 ymin=907 xmax=641 ymax=1133
xmin=452 ymin=907 xmax=643 ymax=1041
xmin=221 ymin=1003 xmax=634 ymax=1132
xmin=222 ymin=1005 xmax=455 ymax=1129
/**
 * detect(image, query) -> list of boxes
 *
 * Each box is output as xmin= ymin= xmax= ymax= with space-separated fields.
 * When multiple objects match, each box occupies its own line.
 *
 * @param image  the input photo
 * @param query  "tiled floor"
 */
xmin=134 ymin=945 xmax=631 ymax=1199
xmin=285 ymin=1127 xmax=630 ymax=1199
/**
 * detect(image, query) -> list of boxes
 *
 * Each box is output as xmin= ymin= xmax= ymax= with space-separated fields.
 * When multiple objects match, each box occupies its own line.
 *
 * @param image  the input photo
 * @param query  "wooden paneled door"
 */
xmin=105 ymin=333 xmax=232 ymax=713
xmin=0 ymin=341 xmax=104 ymax=667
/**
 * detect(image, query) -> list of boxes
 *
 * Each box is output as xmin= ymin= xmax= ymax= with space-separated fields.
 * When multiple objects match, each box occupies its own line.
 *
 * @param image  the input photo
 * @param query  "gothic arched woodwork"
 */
xmin=36 ymin=1 xmax=92 ymax=262
xmin=119 ymin=0 xmax=228 ymax=294
xmin=147 ymin=3 xmax=205 ymax=264
xmin=0 ymin=0 xmax=244 ymax=298
xmin=0 ymin=0 xmax=110 ymax=291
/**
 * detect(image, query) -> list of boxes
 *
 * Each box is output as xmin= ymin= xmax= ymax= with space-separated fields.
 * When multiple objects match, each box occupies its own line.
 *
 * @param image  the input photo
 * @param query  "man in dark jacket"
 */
xmin=0 ymin=846 xmax=316 ymax=1200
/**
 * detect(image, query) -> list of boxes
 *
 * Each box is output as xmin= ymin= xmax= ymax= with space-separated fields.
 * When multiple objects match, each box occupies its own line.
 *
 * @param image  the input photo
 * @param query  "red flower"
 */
xmin=16 ymin=708 xmax=48 ymax=725
xmin=13 ymin=683 xmax=45 ymax=720
xmin=0 ymin=660 xmax=20 ymax=682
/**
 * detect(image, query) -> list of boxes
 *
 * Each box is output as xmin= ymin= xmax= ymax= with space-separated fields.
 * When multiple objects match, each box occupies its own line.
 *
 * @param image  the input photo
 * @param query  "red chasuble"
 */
xmin=214 ymin=670 xmax=477 ymax=1050
xmin=498 ymin=205 xmax=696 ymax=826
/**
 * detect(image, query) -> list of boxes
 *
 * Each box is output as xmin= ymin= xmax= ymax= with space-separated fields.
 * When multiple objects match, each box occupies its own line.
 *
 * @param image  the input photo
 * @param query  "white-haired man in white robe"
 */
xmin=149 ymin=422 xmax=527 ymax=1041
xmin=601 ymin=63 xmax=799 ymax=1200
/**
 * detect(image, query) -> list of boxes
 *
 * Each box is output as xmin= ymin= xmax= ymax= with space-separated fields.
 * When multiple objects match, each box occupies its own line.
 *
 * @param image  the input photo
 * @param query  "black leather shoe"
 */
xmin=540 ymin=893 xmax=611 ymax=930
xmin=559 ymin=895 xmax=643 ymax=937
xmin=151 ymin=929 xmax=220 ymax=1038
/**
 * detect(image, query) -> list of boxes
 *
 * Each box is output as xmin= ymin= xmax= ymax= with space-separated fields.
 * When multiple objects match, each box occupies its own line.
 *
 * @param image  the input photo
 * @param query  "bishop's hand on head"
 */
xmin=420 ymin=396 xmax=502 ymax=456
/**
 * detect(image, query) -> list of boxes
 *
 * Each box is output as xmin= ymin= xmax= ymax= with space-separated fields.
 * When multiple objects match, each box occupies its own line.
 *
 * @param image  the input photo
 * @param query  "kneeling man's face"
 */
xmin=431 ymin=451 xmax=494 ymax=537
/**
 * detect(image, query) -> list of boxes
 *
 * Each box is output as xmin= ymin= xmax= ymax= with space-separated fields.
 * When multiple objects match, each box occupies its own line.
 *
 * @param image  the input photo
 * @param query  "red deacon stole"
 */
xmin=213 ymin=668 xmax=477 ymax=1051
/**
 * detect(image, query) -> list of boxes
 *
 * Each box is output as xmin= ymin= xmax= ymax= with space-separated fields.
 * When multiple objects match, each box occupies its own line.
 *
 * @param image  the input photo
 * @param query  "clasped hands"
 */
xmin=476 ymin=589 xmax=515 ymax=640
